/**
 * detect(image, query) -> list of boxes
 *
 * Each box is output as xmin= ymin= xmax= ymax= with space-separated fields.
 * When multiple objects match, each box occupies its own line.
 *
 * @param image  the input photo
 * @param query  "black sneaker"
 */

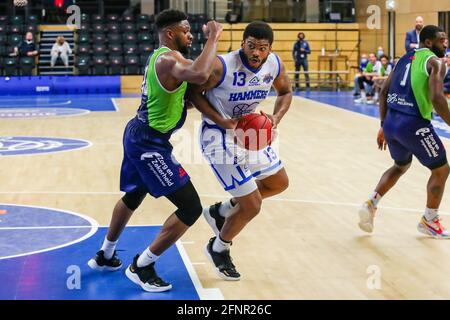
xmin=88 ymin=250 xmax=122 ymax=271
xmin=204 ymin=237 xmax=240 ymax=281
xmin=203 ymin=202 xmax=225 ymax=236
xmin=125 ymin=254 xmax=172 ymax=292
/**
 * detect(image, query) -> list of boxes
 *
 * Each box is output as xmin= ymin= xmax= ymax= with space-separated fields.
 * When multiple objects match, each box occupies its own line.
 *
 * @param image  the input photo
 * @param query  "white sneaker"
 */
xmin=358 ymin=200 xmax=377 ymax=233
xmin=354 ymin=97 xmax=367 ymax=104
xmin=366 ymin=99 xmax=375 ymax=105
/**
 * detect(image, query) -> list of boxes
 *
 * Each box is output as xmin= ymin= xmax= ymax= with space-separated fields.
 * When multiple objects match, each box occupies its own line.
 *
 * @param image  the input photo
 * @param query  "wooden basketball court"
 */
xmin=2 ymin=93 xmax=450 ymax=299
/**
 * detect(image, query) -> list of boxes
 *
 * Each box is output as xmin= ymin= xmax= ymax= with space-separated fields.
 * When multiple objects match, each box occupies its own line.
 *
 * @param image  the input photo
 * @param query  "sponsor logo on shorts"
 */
xmin=141 ymin=152 xmax=175 ymax=187
xmin=416 ymin=127 xmax=440 ymax=158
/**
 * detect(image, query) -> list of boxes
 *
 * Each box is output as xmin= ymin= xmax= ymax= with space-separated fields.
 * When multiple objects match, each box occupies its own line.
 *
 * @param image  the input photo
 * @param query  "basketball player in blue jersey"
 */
xmin=87 ymin=10 xmax=224 ymax=292
xmin=187 ymin=21 xmax=292 ymax=280
xmin=359 ymin=25 xmax=450 ymax=238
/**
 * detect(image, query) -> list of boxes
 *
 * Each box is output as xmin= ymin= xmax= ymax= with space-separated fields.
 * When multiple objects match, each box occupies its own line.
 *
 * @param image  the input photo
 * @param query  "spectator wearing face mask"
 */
xmin=353 ymin=53 xmax=369 ymax=97
xmin=376 ymin=46 xmax=385 ymax=59
xmin=371 ymin=55 xmax=393 ymax=104
xmin=354 ymin=53 xmax=382 ymax=104
xmin=293 ymin=32 xmax=311 ymax=91
xmin=11 ymin=32 xmax=39 ymax=57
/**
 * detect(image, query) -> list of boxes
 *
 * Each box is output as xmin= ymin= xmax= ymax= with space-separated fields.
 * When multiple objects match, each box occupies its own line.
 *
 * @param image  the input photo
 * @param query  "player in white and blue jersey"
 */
xmin=187 ymin=21 xmax=293 ymax=280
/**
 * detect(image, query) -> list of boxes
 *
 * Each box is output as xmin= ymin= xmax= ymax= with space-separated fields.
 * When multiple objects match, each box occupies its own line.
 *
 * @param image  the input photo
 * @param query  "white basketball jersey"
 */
xmin=204 ymin=49 xmax=281 ymax=121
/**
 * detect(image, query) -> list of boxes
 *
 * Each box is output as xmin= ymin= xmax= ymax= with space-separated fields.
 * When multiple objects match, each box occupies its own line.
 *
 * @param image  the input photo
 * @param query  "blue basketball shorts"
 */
xmin=383 ymin=108 xmax=447 ymax=170
xmin=120 ymin=117 xmax=190 ymax=198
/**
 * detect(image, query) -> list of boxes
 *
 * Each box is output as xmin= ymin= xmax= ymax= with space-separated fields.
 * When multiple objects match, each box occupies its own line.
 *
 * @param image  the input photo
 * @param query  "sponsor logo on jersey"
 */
xmin=0 ymin=137 xmax=90 ymax=156
xmin=232 ymin=102 xmax=258 ymax=117
xmin=262 ymin=73 xmax=274 ymax=84
xmin=249 ymin=76 xmax=260 ymax=86
xmin=387 ymin=93 xmax=414 ymax=107
xmin=228 ymin=90 xmax=269 ymax=102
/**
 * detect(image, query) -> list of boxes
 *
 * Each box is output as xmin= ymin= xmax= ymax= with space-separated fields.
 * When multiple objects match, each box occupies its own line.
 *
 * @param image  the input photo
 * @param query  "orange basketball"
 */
xmin=235 ymin=113 xmax=273 ymax=151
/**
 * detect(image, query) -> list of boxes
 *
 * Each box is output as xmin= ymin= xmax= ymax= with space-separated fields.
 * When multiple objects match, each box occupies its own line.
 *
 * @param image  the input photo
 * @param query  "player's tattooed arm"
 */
xmin=428 ymin=57 xmax=450 ymax=126
xmin=271 ymin=60 xmax=293 ymax=128
xmin=186 ymin=58 xmax=237 ymax=130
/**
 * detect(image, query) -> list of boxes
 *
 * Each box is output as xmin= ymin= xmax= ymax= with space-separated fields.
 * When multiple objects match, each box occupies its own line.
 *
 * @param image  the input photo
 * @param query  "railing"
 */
xmin=286 ymin=70 xmax=350 ymax=91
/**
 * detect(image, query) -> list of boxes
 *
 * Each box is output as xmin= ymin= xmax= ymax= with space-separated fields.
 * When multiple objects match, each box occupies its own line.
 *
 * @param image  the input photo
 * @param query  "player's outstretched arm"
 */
xmin=271 ymin=60 xmax=293 ymax=128
xmin=429 ymin=58 xmax=450 ymax=125
xmin=162 ymin=20 xmax=223 ymax=85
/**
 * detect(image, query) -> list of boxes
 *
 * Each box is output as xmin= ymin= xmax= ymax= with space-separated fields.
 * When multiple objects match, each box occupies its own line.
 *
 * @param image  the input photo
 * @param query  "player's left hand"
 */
xmin=377 ymin=127 xmax=387 ymax=150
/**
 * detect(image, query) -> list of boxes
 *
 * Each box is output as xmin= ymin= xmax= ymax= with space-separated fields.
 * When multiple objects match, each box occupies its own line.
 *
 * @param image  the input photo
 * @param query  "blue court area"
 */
xmin=295 ymin=91 xmax=450 ymax=139
xmin=0 ymin=94 xmax=126 ymax=112
xmin=0 ymin=204 xmax=200 ymax=300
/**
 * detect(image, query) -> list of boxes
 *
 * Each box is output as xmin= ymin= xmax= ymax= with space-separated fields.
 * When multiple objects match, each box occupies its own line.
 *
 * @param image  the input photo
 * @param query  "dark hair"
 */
xmin=243 ymin=21 xmax=274 ymax=45
xmin=298 ymin=32 xmax=305 ymax=38
xmin=420 ymin=25 xmax=444 ymax=43
xmin=155 ymin=9 xmax=188 ymax=31
xmin=380 ymin=54 xmax=389 ymax=60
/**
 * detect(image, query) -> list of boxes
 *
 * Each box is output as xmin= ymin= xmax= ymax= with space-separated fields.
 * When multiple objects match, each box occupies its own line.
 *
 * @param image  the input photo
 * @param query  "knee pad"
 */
xmin=122 ymin=188 xmax=147 ymax=211
xmin=174 ymin=198 xmax=203 ymax=227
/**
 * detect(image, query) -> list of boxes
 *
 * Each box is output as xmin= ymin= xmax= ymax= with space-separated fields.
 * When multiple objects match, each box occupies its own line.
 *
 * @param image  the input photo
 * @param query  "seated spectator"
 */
xmin=11 ymin=32 xmax=39 ymax=58
xmin=354 ymin=53 xmax=382 ymax=104
xmin=353 ymin=53 xmax=368 ymax=97
xmin=376 ymin=46 xmax=385 ymax=59
xmin=51 ymin=36 xmax=72 ymax=68
xmin=372 ymin=55 xmax=393 ymax=104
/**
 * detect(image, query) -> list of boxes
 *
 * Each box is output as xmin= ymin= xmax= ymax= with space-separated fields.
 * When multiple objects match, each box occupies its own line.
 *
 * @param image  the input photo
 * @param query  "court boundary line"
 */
xmin=0 ymin=203 xmax=99 ymax=260
xmin=111 ymin=98 xmax=119 ymax=112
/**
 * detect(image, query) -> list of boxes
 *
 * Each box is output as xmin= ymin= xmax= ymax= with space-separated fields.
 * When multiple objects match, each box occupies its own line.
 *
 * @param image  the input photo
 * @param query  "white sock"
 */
xmin=212 ymin=236 xmax=231 ymax=253
xmin=218 ymin=199 xmax=235 ymax=218
xmin=137 ymin=247 xmax=159 ymax=267
xmin=361 ymin=91 xmax=367 ymax=99
xmin=424 ymin=208 xmax=439 ymax=222
xmin=369 ymin=191 xmax=382 ymax=207
xmin=101 ymin=237 xmax=118 ymax=260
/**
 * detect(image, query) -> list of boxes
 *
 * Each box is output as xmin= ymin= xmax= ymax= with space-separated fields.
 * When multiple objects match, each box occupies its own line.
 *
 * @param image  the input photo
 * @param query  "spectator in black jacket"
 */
xmin=293 ymin=32 xmax=311 ymax=91
xmin=12 ymin=32 xmax=39 ymax=58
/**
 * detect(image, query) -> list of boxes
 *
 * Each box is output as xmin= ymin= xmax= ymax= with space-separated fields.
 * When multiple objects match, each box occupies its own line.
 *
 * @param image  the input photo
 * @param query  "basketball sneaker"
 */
xmin=204 ymin=237 xmax=240 ymax=281
xmin=203 ymin=202 xmax=225 ymax=236
xmin=358 ymin=200 xmax=377 ymax=233
xmin=87 ymin=250 xmax=122 ymax=271
xmin=125 ymin=254 xmax=172 ymax=292
xmin=354 ymin=97 xmax=367 ymax=104
xmin=417 ymin=216 xmax=450 ymax=239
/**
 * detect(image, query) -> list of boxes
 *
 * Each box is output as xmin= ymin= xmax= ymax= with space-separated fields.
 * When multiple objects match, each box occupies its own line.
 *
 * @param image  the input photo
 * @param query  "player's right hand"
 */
xmin=219 ymin=118 xmax=238 ymax=130
xmin=202 ymin=20 xmax=223 ymax=41
xmin=377 ymin=127 xmax=387 ymax=150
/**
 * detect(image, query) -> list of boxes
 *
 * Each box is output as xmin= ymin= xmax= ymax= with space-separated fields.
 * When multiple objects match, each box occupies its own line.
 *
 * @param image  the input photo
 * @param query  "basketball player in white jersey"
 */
xmin=187 ymin=21 xmax=293 ymax=280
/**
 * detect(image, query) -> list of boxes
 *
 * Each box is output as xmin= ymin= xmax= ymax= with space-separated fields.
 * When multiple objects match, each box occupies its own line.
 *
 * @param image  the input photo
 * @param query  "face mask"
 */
xmin=361 ymin=58 xmax=368 ymax=64
xmin=377 ymin=51 xmax=384 ymax=58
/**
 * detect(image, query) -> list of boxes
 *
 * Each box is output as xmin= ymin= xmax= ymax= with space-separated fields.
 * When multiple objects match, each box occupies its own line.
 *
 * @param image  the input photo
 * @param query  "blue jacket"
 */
xmin=405 ymin=29 xmax=419 ymax=52
xmin=293 ymin=40 xmax=311 ymax=62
